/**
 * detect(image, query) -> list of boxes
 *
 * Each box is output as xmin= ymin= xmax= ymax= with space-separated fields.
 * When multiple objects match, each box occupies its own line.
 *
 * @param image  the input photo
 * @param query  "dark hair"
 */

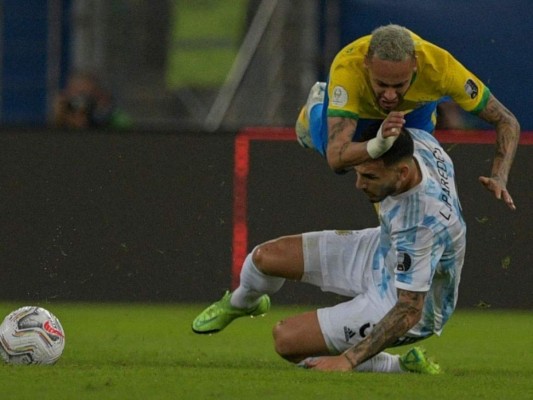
xmin=358 ymin=121 xmax=414 ymax=166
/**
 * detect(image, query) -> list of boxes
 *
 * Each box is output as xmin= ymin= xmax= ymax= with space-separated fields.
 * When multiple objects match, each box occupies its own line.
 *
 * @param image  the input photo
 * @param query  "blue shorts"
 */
xmin=309 ymin=89 xmax=442 ymax=157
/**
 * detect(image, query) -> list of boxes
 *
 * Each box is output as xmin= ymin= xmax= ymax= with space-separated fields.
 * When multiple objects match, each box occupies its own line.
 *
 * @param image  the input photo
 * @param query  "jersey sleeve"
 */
xmin=391 ymin=225 xmax=440 ymax=292
xmin=327 ymin=64 xmax=365 ymax=120
xmin=441 ymin=52 xmax=491 ymax=114
xmin=326 ymin=38 xmax=371 ymax=120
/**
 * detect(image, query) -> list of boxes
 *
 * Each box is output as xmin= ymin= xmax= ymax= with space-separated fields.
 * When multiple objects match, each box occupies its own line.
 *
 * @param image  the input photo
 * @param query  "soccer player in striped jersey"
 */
xmin=192 ymin=115 xmax=467 ymax=374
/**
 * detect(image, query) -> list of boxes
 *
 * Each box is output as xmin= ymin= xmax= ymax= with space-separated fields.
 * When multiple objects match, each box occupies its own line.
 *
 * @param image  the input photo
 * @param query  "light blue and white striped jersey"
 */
xmin=379 ymin=128 xmax=466 ymax=337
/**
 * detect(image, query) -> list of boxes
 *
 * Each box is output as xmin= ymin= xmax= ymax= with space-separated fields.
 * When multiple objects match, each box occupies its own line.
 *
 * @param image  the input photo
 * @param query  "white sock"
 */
xmin=230 ymin=249 xmax=285 ymax=309
xmin=355 ymin=352 xmax=404 ymax=373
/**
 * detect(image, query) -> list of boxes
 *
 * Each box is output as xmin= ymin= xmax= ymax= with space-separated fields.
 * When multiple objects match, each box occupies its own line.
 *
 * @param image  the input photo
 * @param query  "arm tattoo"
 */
xmin=344 ymin=289 xmax=425 ymax=366
xmin=338 ymin=142 xmax=350 ymax=165
xmin=327 ymin=118 xmax=357 ymax=168
xmin=328 ymin=119 xmax=345 ymax=143
xmin=328 ymin=119 xmax=351 ymax=164
xmin=478 ymin=95 xmax=520 ymax=183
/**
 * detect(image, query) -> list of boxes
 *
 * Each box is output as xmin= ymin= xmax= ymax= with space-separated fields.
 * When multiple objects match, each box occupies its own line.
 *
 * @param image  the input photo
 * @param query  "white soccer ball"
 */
xmin=0 ymin=306 xmax=65 ymax=365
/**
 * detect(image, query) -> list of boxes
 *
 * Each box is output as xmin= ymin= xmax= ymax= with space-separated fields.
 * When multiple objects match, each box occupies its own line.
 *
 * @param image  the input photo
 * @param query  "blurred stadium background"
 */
xmin=0 ymin=1 xmax=531 ymax=308
xmin=1 ymin=0 xmax=532 ymax=130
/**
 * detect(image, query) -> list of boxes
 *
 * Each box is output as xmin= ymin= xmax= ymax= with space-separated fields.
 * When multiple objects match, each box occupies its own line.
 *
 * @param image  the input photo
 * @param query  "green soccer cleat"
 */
xmin=192 ymin=291 xmax=271 ymax=334
xmin=399 ymin=346 xmax=442 ymax=375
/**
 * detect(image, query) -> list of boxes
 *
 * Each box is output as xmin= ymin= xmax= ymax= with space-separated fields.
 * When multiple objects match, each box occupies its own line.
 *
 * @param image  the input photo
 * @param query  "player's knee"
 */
xmin=251 ymin=240 xmax=282 ymax=274
xmin=272 ymin=321 xmax=300 ymax=363
xmin=251 ymin=244 xmax=269 ymax=274
xmin=251 ymin=235 xmax=303 ymax=280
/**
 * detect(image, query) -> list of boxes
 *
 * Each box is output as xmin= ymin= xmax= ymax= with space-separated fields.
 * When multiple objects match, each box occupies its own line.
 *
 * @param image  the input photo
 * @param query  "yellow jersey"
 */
xmin=327 ymin=31 xmax=490 ymax=120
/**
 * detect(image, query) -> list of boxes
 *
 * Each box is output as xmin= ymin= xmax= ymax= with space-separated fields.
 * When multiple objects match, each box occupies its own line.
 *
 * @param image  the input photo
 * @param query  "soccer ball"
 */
xmin=0 ymin=306 xmax=65 ymax=365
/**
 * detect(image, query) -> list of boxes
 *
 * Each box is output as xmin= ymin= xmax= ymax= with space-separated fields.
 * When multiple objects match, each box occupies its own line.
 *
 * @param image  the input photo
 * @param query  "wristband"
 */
xmin=367 ymin=124 xmax=398 ymax=159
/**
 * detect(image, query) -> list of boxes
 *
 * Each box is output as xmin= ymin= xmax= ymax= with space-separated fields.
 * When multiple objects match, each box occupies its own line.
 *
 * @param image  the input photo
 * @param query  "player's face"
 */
xmin=354 ymin=160 xmax=401 ymax=203
xmin=365 ymin=56 xmax=416 ymax=112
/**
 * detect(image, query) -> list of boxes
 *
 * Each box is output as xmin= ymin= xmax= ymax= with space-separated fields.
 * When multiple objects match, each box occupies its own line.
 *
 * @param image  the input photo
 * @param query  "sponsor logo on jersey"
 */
xmin=331 ymin=86 xmax=348 ymax=107
xmin=396 ymin=252 xmax=412 ymax=272
xmin=464 ymin=79 xmax=479 ymax=99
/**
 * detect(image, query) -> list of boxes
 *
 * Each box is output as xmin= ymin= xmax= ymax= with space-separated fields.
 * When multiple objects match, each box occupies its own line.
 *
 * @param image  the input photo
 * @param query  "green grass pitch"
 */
xmin=0 ymin=303 xmax=531 ymax=400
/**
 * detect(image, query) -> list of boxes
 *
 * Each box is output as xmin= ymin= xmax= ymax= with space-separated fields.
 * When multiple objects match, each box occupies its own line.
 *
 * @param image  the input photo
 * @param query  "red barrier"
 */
xmin=232 ymin=128 xmax=533 ymax=287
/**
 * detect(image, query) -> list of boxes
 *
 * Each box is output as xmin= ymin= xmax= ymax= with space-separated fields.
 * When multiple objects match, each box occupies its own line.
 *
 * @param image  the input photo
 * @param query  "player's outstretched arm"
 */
xmin=303 ymin=289 xmax=425 ymax=371
xmin=325 ymin=116 xmax=363 ymax=172
xmin=477 ymin=94 xmax=520 ymax=210
xmin=326 ymin=113 xmax=404 ymax=172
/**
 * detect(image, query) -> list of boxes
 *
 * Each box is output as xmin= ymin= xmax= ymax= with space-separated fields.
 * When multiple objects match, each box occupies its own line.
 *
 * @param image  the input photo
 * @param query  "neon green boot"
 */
xmin=192 ymin=291 xmax=270 ymax=334
xmin=400 ymin=347 xmax=442 ymax=375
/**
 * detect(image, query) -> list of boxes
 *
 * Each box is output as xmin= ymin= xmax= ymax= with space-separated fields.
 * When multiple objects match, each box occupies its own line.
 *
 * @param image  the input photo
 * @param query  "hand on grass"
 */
xmin=301 ymin=355 xmax=353 ymax=372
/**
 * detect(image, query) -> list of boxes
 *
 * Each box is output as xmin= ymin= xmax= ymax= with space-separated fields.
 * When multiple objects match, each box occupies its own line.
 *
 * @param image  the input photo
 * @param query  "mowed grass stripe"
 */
xmin=0 ymin=303 xmax=531 ymax=400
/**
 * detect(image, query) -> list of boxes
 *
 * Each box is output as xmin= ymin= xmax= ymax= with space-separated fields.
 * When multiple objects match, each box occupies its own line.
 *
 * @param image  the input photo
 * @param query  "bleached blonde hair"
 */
xmin=367 ymin=24 xmax=415 ymax=61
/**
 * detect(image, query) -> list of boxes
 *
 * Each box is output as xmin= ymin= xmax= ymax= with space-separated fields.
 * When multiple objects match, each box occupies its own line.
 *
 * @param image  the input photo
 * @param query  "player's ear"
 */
xmin=398 ymin=163 xmax=411 ymax=181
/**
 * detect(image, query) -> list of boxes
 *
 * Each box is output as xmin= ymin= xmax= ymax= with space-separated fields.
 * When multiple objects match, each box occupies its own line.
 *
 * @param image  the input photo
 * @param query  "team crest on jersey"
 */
xmin=331 ymin=86 xmax=348 ymax=107
xmin=464 ymin=79 xmax=479 ymax=99
xmin=396 ymin=252 xmax=412 ymax=272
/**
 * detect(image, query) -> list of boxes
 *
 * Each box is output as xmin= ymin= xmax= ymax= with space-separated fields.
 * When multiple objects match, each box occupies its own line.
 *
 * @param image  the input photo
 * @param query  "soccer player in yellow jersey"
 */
xmin=296 ymin=24 xmax=519 ymax=210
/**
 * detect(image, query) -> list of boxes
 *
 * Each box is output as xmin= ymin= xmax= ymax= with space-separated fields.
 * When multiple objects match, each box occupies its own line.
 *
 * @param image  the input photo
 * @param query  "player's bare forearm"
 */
xmin=343 ymin=289 xmax=425 ymax=368
xmin=478 ymin=95 xmax=520 ymax=185
xmin=326 ymin=117 xmax=366 ymax=171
